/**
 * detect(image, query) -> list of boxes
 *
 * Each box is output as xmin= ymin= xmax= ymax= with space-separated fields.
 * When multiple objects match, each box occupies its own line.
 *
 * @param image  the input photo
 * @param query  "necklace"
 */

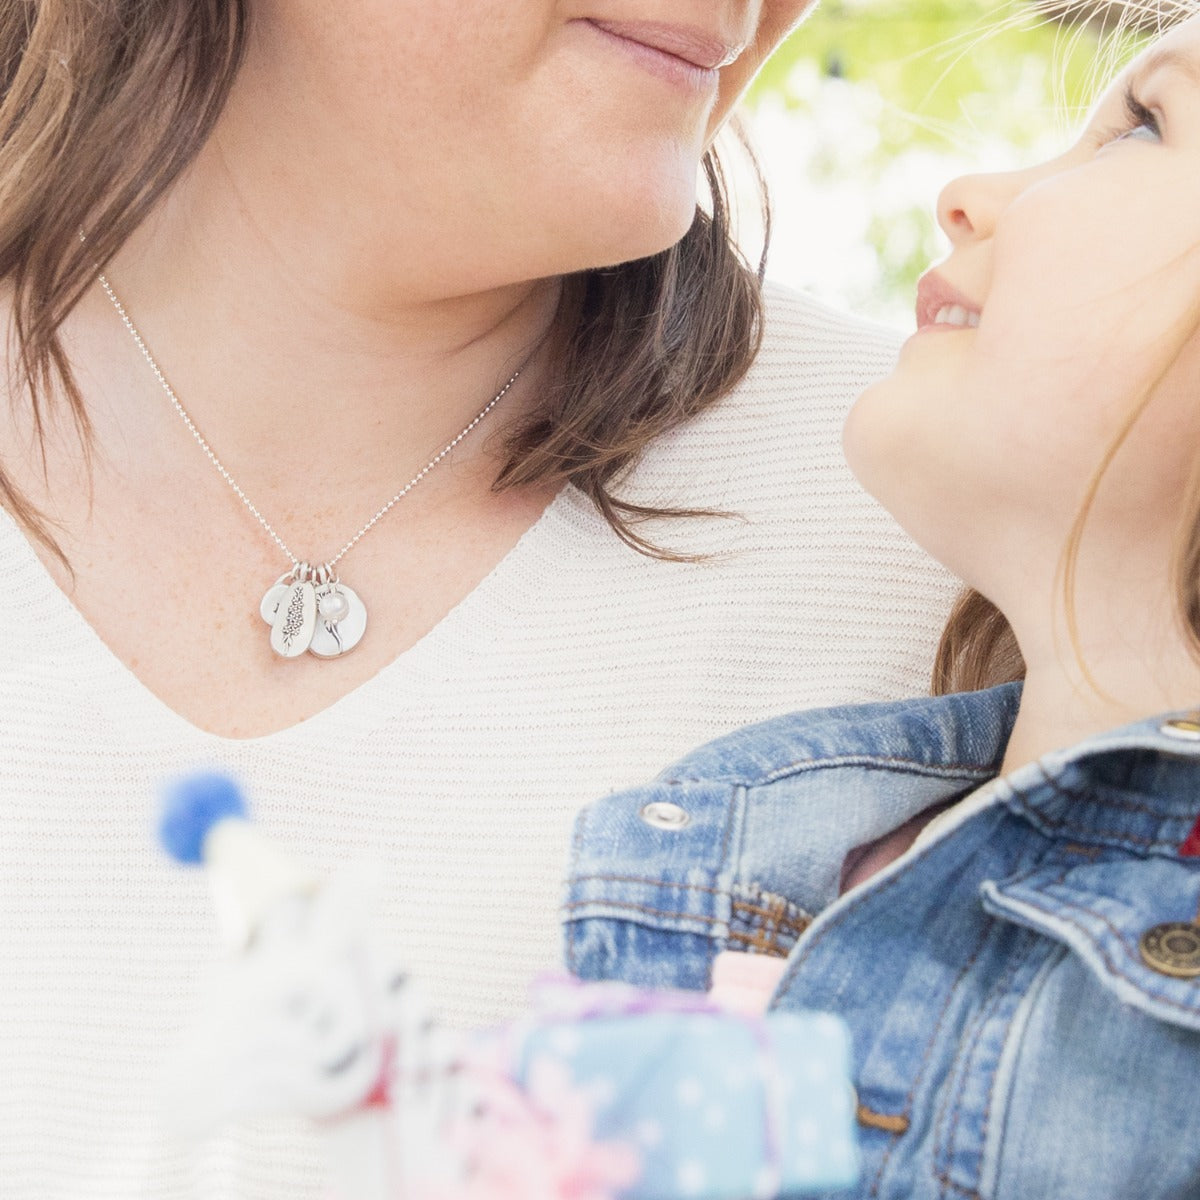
xmin=96 ymin=273 xmax=522 ymax=661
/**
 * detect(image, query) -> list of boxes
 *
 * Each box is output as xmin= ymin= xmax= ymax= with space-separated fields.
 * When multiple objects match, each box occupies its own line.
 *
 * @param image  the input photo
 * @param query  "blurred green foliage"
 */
xmin=751 ymin=0 xmax=1117 ymax=131
xmin=741 ymin=0 xmax=1152 ymax=317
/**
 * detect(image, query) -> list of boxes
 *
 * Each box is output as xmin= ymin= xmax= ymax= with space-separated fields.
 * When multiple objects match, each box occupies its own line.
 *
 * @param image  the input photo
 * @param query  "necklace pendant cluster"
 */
xmin=260 ymin=564 xmax=368 ymax=659
xmin=91 ymin=249 xmax=525 ymax=666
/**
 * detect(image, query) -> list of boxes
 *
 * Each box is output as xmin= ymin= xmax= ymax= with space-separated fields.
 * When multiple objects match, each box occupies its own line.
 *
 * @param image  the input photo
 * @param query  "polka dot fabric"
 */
xmin=508 ymin=993 xmax=859 ymax=1198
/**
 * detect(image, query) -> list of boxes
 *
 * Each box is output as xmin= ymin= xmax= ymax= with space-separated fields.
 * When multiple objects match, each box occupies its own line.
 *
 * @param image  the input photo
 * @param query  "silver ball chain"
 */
xmin=95 ymin=271 xmax=522 ymax=575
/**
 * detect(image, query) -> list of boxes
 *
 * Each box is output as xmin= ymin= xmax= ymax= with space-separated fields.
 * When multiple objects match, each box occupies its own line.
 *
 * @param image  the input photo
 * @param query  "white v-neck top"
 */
xmin=0 ymin=285 xmax=959 ymax=1199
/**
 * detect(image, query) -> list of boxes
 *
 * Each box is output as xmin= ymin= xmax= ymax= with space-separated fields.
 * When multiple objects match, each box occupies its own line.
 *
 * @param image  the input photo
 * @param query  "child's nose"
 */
xmin=936 ymin=170 xmax=1026 ymax=244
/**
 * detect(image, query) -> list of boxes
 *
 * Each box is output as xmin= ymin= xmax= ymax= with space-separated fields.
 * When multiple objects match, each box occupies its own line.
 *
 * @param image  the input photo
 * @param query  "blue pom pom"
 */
xmin=159 ymin=772 xmax=248 ymax=865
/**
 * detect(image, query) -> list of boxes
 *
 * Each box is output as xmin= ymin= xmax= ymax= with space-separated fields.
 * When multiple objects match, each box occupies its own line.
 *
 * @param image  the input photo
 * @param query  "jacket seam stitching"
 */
xmin=664 ymin=758 xmax=997 ymax=788
xmin=1025 ymin=813 xmax=1156 ymax=846
xmin=862 ymin=919 xmax=995 ymax=1198
xmin=1012 ymin=767 xmax=1191 ymax=846
xmin=934 ymin=1173 xmax=982 ymax=1199
xmin=933 ymin=927 xmax=1033 ymax=1199
xmin=561 ymin=898 xmax=723 ymax=926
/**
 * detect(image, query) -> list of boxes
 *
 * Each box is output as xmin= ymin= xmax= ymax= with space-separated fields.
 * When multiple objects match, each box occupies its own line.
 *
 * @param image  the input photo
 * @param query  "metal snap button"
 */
xmin=639 ymin=801 xmax=691 ymax=831
xmin=1160 ymin=717 xmax=1200 ymax=741
xmin=1139 ymin=922 xmax=1200 ymax=978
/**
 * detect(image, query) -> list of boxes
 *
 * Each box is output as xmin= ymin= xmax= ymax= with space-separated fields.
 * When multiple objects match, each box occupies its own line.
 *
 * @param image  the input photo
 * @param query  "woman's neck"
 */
xmin=72 ymin=103 xmax=563 ymax=512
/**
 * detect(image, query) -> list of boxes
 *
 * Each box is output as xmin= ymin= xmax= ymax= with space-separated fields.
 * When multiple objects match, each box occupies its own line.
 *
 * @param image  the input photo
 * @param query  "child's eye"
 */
xmin=1107 ymin=85 xmax=1162 ymax=145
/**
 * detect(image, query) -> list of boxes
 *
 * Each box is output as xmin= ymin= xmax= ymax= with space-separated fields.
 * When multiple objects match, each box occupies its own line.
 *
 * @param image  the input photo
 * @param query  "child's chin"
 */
xmin=840 ymin=381 xmax=895 ymax=494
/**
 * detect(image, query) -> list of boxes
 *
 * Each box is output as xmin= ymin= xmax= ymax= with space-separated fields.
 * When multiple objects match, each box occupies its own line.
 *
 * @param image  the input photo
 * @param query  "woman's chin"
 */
xmin=588 ymin=191 xmax=704 ymax=267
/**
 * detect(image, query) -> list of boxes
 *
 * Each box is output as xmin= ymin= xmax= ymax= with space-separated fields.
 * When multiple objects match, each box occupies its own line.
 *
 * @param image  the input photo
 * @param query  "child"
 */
xmin=566 ymin=13 xmax=1200 ymax=1199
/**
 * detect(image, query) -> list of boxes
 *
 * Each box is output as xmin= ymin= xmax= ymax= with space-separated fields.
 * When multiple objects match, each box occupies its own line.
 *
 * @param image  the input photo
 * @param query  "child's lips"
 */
xmin=916 ymin=270 xmax=982 ymax=331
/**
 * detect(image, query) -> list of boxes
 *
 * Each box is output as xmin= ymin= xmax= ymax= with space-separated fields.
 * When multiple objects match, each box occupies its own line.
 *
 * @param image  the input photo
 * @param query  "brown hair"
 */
xmin=931 ymin=589 xmax=1025 ymax=696
xmin=0 ymin=2 xmax=764 ymax=565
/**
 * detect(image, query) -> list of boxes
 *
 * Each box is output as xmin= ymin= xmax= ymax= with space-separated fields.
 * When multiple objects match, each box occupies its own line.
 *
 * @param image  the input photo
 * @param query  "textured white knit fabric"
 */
xmin=0 ymin=284 xmax=960 ymax=1199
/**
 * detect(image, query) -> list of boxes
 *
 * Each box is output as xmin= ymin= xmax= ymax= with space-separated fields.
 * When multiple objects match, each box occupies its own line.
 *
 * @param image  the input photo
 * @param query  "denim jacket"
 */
xmin=563 ymin=686 xmax=1200 ymax=1200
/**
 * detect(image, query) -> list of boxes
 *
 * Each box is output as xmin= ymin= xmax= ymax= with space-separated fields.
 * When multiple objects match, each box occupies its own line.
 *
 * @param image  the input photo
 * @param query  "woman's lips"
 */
xmin=587 ymin=19 xmax=745 ymax=69
xmin=582 ymin=18 xmax=745 ymax=89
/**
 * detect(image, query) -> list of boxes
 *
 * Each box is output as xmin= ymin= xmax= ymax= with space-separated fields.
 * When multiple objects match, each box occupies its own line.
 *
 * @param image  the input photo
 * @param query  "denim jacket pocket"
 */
xmin=980 ymin=854 xmax=1200 ymax=1031
xmin=966 ymin=856 xmax=1200 ymax=1199
xmin=563 ymin=777 xmax=819 ymax=990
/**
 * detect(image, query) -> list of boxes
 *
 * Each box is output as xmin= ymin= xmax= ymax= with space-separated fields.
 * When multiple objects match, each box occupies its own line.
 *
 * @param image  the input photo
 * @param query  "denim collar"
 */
xmin=930 ymin=691 xmax=1200 ymax=858
xmin=565 ymin=684 xmax=1200 ymax=1023
xmin=655 ymin=684 xmax=1022 ymax=791
xmin=792 ymin=689 xmax=1200 ymax=1029
xmin=673 ymin=681 xmax=1200 ymax=857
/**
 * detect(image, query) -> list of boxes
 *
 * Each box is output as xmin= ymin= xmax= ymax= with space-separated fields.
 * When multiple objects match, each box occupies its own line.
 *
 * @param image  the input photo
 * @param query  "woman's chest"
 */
xmin=14 ymin=476 xmax=558 ymax=738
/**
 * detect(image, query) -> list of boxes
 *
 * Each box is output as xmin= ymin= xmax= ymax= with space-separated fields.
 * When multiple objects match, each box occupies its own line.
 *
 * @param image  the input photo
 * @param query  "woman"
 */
xmin=0 ymin=3 xmax=955 ymax=1197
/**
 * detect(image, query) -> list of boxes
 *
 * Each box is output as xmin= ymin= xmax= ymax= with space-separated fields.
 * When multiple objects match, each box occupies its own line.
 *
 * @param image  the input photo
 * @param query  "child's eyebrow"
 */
xmin=1130 ymin=45 xmax=1200 ymax=92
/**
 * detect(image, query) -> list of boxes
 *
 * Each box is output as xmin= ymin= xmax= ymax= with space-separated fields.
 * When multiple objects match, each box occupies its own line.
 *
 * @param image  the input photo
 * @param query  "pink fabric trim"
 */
xmin=839 ymin=805 xmax=951 ymax=894
xmin=709 ymin=951 xmax=788 ymax=1015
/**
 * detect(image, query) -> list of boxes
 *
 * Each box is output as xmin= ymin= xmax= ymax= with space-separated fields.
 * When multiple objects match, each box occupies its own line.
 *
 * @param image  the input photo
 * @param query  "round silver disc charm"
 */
xmin=260 ymin=579 xmax=292 ymax=626
xmin=308 ymin=582 xmax=367 ymax=659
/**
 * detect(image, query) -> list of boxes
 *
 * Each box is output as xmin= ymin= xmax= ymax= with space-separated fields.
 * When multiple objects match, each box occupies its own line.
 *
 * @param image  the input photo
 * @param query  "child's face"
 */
xmin=844 ymin=16 xmax=1200 ymax=613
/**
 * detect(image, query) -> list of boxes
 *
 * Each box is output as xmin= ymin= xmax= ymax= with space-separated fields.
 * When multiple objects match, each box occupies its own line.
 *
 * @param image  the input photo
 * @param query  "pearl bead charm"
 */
xmin=318 ymin=589 xmax=352 ymax=623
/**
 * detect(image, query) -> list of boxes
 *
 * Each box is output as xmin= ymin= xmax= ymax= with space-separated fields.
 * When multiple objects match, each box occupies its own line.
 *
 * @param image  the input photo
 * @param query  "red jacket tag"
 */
xmin=1180 ymin=816 xmax=1200 ymax=858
